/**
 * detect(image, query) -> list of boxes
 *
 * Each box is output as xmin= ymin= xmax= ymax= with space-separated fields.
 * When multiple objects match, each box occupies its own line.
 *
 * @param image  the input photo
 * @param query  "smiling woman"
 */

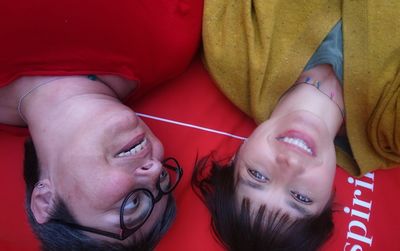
xmin=192 ymin=65 xmax=338 ymax=251
xmin=193 ymin=1 xmax=400 ymax=251
xmin=235 ymin=104 xmax=338 ymax=218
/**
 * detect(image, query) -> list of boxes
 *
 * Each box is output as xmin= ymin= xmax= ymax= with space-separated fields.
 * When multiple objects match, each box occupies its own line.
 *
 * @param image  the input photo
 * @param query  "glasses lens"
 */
xmin=122 ymin=190 xmax=153 ymax=229
xmin=160 ymin=158 xmax=180 ymax=193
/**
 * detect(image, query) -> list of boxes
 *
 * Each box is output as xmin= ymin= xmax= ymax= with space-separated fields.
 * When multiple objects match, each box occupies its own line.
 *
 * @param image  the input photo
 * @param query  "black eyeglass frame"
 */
xmin=51 ymin=157 xmax=183 ymax=240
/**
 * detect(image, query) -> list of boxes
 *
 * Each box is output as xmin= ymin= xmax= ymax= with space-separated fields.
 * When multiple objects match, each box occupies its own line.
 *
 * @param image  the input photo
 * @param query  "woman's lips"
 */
xmin=276 ymin=130 xmax=316 ymax=156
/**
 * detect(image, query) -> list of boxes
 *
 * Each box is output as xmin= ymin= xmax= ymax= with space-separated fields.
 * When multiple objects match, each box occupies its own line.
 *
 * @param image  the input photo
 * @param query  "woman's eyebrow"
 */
xmin=237 ymin=173 xmax=264 ymax=190
xmin=287 ymin=200 xmax=312 ymax=217
xmin=238 ymin=167 xmax=313 ymax=217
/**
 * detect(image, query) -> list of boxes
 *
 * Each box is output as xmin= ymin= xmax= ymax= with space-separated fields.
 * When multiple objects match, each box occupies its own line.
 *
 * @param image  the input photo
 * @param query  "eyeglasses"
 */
xmin=51 ymin=157 xmax=183 ymax=240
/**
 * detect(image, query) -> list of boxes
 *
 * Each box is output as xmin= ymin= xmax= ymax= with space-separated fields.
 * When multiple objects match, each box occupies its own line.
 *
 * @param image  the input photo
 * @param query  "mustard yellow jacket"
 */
xmin=203 ymin=0 xmax=400 ymax=176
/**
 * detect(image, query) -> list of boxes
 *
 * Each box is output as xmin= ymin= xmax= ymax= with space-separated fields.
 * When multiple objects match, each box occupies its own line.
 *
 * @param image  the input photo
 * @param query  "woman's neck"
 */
xmin=271 ymin=64 xmax=344 ymax=139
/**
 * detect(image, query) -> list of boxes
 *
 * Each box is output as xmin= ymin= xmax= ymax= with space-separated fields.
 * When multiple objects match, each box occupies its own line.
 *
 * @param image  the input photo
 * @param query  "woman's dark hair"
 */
xmin=191 ymin=154 xmax=334 ymax=251
xmin=24 ymin=138 xmax=176 ymax=251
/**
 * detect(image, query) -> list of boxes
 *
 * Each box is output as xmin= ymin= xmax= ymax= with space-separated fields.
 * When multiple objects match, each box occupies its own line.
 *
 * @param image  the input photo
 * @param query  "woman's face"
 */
xmin=235 ymin=111 xmax=336 ymax=218
xmin=38 ymin=96 xmax=168 ymax=242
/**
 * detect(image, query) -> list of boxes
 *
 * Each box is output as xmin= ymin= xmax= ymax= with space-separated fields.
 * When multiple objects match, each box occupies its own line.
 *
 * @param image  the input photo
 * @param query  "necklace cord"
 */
xmin=279 ymin=77 xmax=346 ymax=119
xmin=17 ymin=75 xmax=118 ymax=123
xmin=17 ymin=77 xmax=69 ymax=122
xmin=292 ymin=77 xmax=345 ymax=119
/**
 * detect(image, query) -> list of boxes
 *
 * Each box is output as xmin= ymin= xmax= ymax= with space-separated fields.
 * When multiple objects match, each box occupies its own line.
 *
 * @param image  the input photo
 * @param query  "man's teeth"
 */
xmin=278 ymin=137 xmax=313 ymax=155
xmin=117 ymin=138 xmax=147 ymax=157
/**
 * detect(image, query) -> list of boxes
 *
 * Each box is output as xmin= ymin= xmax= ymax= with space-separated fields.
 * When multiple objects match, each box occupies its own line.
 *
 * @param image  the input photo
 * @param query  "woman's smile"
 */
xmin=276 ymin=130 xmax=317 ymax=157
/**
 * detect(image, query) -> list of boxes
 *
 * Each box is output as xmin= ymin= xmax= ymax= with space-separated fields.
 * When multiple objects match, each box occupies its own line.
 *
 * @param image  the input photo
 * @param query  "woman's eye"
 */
xmin=291 ymin=191 xmax=313 ymax=204
xmin=247 ymin=169 xmax=268 ymax=182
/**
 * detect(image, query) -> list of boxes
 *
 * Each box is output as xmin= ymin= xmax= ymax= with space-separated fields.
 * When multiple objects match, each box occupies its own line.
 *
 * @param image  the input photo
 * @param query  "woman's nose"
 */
xmin=276 ymin=153 xmax=304 ymax=174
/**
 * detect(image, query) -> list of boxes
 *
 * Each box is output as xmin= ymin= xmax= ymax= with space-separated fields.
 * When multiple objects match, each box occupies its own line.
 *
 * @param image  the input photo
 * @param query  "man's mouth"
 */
xmin=116 ymin=137 xmax=147 ymax=157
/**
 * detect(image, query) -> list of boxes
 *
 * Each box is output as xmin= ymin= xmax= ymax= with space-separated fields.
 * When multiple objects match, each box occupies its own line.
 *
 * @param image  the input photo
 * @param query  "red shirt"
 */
xmin=0 ymin=0 xmax=203 ymax=94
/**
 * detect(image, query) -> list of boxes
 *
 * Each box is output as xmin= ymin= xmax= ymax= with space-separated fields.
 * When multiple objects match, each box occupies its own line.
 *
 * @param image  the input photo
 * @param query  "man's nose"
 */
xmin=276 ymin=152 xmax=304 ymax=174
xmin=135 ymin=159 xmax=163 ymax=184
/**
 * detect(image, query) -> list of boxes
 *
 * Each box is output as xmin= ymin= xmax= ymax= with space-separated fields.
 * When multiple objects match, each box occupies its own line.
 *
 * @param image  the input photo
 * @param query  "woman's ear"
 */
xmin=230 ymin=141 xmax=245 ymax=164
xmin=30 ymin=179 xmax=54 ymax=224
xmin=230 ymin=154 xmax=236 ymax=165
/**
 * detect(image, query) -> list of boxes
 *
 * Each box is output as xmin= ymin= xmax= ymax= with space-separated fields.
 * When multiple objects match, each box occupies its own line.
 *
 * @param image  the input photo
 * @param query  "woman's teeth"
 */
xmin=117 ymin=138 xmax=147 ymax=157
xmin=277 ymin=137 xmax=313 ymax=155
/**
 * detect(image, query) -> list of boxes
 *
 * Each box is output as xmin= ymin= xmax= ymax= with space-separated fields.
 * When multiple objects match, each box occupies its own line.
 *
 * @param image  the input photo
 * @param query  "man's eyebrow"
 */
xmin=287 ymin=201 xmax=313 ymax=217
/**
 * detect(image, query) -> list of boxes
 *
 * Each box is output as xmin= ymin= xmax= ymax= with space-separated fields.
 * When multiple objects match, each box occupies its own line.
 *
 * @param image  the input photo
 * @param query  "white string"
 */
xmin=17 ymin=79 xmax=249 ymax=142
xmin=136 ymin=112 xmax=247 ymax=141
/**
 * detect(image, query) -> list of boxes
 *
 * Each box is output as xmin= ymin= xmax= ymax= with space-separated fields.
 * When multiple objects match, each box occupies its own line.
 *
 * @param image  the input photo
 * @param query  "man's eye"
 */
xmin=122 ymin=192 xmax=153 ymax=229
xmin=247 ymin=169 xmax=268 ymax=182
xmin=125 ymin=195 xmax=140 ymax=212
xmin=291 ymin=191 xmax=313 ymax=204
xmin=160 ymin=169 xmax=168 ymax=180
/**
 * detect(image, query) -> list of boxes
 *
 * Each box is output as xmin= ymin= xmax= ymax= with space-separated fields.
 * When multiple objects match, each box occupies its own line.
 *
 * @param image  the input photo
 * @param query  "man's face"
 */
xmin=38 ymin=96 xmax=168 ymax=242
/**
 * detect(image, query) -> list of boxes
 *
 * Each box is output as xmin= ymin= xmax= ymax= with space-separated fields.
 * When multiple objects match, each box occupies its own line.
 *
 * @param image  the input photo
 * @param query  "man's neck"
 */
xmin=0 ymin=75 xmax=136 ymax=126
xmin=16 ymin=76 xmax=127 ymax=170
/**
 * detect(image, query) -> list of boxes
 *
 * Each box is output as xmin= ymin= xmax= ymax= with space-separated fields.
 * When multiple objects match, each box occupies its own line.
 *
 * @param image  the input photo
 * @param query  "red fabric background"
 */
xmin=0 ymin=0 xmax=203 ymax=96
xmin=1 ymin=57 xmax=400 ymax=250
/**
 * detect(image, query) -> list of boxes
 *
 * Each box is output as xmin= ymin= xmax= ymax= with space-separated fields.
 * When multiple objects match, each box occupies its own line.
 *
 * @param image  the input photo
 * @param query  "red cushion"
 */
xmin=0 ymin=0 xmax=203 ymax=97
xmin=1 ymin=56 xmax=400 ymax=251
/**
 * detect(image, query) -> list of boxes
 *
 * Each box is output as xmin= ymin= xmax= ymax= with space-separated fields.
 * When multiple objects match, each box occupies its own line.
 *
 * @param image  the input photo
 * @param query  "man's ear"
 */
xmin=30 ymin=179 xmax=55 ymax=224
